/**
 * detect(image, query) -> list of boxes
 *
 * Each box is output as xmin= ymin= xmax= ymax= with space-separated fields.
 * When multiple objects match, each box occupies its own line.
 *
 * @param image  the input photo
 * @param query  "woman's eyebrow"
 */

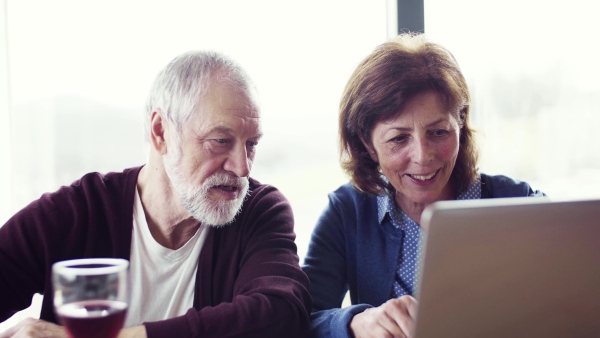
xmin=388 ymin=118 xmax=449 ymax=132
xmin=424 ymin=118 xmax=449 ymax=128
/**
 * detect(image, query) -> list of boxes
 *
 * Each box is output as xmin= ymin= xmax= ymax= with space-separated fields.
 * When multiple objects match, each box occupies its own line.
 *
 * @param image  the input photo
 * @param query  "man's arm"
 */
xmin=0 ymin=319 xmax=146 ymax=338
xmin=0 ymin=204 xmax=51 ymax=322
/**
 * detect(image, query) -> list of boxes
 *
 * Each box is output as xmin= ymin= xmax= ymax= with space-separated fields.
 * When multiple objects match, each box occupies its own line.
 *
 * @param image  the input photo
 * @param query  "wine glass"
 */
xmin=52 ymin=258 xmax=129 ymax=338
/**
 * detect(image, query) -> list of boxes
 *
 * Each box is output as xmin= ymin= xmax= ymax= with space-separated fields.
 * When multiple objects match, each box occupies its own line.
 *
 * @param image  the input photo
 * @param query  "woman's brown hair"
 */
xmin=339 ymin=33 xmax=479 ymax=196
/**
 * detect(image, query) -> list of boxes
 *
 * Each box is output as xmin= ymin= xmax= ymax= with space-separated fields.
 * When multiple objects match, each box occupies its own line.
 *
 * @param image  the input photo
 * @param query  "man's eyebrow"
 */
xmin=205 ymin=126 xmax=233 ymax=135
xmin=193 ymin=126 xmax=231 ymax=140
xmin=198 ymin=126 xmax=263 ymax=140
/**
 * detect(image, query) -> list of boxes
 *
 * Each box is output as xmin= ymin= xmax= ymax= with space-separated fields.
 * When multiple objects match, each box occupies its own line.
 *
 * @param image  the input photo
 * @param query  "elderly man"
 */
xmin=0 ymin=51 xmax=311 ymax=337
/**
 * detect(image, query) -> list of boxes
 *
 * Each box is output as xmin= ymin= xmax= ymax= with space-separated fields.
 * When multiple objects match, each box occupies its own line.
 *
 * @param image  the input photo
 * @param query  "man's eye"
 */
xmin=210 ymin=139 xmax=231 ymax=148
xmin=247 ymin=141 xmax=258 ymax=148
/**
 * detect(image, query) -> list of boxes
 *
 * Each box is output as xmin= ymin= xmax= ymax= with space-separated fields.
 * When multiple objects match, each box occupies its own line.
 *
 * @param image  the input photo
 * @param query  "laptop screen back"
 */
xmin=413 ymin=197 xmax=600 ymax=338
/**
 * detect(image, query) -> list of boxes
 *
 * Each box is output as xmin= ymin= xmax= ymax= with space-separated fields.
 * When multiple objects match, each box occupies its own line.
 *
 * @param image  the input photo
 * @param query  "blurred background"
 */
xmin=1 ymin=0 xmax=600 ymax=330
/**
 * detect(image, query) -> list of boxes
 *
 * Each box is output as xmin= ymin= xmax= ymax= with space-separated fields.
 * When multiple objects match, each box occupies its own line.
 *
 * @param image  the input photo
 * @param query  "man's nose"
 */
xmin=224 ymin=144 xmax=251 ymax=177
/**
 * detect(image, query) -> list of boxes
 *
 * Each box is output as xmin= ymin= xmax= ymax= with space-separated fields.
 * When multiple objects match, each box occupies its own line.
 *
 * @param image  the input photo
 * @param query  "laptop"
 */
xmin=413 ymin=197 xmax=600 ymax=338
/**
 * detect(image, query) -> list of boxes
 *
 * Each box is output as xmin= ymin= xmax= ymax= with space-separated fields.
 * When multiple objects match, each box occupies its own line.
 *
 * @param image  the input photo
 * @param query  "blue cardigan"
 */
xmin=302 ymin=173 xmax=545 ymax=338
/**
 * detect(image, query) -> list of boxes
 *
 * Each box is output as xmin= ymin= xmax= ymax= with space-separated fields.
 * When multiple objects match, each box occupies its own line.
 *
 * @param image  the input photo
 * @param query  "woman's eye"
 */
xmin=392 ymin=135 xmax=408 ymax=143
xmin=431 ymin=130 xmax=449 ymax=137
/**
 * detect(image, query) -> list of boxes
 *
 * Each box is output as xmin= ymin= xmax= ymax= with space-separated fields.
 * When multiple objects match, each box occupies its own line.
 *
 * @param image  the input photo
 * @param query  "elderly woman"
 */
xmin=302 ymin=33 xmax=544 ymax=338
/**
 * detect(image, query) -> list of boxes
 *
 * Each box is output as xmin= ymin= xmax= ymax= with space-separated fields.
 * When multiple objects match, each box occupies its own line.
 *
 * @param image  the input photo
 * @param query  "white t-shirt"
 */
xmin=125 ymin=188 xmax=209 ymax=327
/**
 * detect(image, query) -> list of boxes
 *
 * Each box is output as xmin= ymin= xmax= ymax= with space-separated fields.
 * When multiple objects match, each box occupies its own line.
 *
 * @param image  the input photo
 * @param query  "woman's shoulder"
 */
xmin=480 ymin=173 xmax=546 ymax=198
xmin=316 ymin=182 xmax=379 ymax=220
xmin=329 ymin=182 xmax=377 ymax=203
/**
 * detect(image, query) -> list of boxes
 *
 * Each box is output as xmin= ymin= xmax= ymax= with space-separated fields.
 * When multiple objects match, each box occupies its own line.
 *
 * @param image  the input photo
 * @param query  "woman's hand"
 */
xmin=0 ymin=318 xmax=67 ymax=338
xmin=349 ymin=295 xmax=418 ymax=338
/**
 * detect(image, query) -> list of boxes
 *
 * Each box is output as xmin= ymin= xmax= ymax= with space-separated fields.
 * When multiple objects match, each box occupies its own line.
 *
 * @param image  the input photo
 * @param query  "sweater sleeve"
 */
xmin=0 ymin=185 xmax=108 ymax=323
xmin=143 ymin=183 xmax=312 ymax=338
xmin=0 ymin=197 xmax=51 ymax=322
xmin=0 ymin=169 xmax=138 ymax=323
xmin=302 ymin=185 xmax=373 ymax=338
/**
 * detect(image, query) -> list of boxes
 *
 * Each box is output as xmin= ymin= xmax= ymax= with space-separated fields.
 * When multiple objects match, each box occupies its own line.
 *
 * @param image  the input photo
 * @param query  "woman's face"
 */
xmin=365 ymin=91 xmax=461 ymax=211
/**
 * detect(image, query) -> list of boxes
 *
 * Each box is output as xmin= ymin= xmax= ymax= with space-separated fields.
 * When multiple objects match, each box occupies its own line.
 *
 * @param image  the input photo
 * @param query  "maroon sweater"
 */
xmin=0 ymin=166 xmax=311 ymax=337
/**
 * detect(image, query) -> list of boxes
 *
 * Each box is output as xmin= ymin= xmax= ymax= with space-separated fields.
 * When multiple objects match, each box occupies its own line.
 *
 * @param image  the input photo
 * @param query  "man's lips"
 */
xmin=210 ymin=185 xmax=241 ymax=200
xmin=214 ymin=185 xmax=238 ymax=192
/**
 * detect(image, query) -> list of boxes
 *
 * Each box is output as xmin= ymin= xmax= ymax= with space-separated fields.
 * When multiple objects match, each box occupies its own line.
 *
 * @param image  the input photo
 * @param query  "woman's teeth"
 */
xmin=410 ymin=173 xmax=435 ymax=181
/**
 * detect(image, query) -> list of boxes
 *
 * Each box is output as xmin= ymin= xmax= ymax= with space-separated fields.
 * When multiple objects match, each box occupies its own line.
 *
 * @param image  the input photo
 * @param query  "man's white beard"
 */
xmin=163 ymin=143 xmax=249 ymax=227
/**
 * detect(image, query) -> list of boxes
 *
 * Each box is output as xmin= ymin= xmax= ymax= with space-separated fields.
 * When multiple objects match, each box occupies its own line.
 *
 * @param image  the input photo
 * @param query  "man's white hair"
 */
xmin=144 ymin=50 xmax=259 ymax=142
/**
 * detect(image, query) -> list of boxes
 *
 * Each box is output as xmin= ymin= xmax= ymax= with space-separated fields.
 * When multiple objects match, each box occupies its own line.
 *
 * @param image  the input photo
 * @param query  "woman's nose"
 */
xmin=412 ymin=138 xmax=433 ymax=165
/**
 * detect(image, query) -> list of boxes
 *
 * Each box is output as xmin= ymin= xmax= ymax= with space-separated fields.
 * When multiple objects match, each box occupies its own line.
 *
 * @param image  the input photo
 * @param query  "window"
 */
xmin=0 ymin=0 xmax=390 ymax=330
xmin=1 ymin=0 xmax=390 ymax=251
xmin=425 ymin=0 xmax=600 ymax=199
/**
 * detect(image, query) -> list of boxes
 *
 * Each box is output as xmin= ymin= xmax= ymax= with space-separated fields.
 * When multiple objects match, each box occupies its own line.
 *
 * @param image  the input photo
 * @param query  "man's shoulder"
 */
xmin=73 ymin=166 xmax=142 ymax=188
xmin=220 ymin=177 xmax=293 ymax=234
xmin=39 ymin=166 xmax=142 ymax=208
xmin=247 ymin=177 xmax=285 ymax=199
xmin=4 ymin=166 xmax=142 ymax=241
xmin=242 ymin=177 xmax=291 ymax=213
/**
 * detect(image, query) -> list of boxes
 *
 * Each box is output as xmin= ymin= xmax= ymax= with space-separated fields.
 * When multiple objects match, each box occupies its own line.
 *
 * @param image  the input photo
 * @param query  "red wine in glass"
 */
xmin=56 ymin=299 xmax=127 ymax=338
xmin=52 ymin=258 xmax=129 ymax=338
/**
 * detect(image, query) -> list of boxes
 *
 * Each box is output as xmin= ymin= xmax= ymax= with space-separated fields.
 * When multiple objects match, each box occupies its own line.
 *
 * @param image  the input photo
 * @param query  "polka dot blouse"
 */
xmin=376 ymin=179 xmax=482 ymax=298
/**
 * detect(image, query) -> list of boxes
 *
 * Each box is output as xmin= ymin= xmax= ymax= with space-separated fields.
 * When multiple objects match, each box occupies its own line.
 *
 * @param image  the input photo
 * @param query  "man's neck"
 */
xmin=136 ymin=163 xmax=201 ymax=250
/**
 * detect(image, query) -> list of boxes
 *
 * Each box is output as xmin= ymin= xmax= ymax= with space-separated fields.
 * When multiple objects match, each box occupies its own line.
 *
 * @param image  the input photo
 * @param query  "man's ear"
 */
xmin=358 ymin=130 xmax=378 ymax=163
xmin=149 ymin=109 xmax=168 ymax=155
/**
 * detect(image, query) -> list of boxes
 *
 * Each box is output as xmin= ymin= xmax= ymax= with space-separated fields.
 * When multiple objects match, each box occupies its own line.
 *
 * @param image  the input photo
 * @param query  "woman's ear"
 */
xmin=149 ymin=109 xmax=168 ymax=155
xmin=358 ymin=130 xmax=378 ymax=163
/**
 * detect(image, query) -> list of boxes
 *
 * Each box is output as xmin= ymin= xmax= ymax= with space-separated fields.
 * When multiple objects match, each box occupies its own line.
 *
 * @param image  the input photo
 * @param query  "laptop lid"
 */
xmin=413 ymin=197 xmax=600 ymax=338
